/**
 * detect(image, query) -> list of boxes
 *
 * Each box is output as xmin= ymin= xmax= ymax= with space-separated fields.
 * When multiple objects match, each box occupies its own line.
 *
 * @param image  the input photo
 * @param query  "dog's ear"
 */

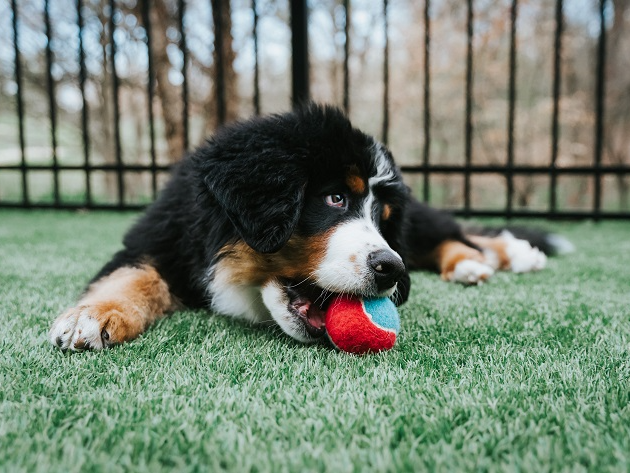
xmin=193 ymin=141 xmax=308 ymax=254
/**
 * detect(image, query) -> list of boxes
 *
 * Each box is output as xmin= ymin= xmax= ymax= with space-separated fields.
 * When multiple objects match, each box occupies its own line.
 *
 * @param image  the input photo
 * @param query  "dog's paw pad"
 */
xmin=450 ymin=259 xmax=495 ymax=285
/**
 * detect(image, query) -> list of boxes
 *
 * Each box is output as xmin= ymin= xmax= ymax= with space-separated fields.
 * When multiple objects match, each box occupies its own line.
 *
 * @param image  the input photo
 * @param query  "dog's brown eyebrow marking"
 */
xmin=382 ymin=204 xmax=392 ymax=221
xmin=345 ymin=165 xmax=366 ymax=195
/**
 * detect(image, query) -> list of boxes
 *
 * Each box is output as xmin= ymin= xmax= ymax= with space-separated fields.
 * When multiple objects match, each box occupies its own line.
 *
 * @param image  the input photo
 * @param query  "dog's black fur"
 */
xmin=94 ymin=104 xmax=467 ymax=308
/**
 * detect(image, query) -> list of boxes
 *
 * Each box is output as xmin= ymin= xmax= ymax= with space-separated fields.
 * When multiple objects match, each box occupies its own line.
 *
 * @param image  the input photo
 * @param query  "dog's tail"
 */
xmin=463 ymin=224 xmax=575 ymax=256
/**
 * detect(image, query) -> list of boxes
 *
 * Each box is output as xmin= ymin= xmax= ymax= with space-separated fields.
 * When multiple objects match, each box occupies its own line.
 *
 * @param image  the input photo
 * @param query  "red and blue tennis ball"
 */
xmin=325 ymin=295 xmax=400 ymax=354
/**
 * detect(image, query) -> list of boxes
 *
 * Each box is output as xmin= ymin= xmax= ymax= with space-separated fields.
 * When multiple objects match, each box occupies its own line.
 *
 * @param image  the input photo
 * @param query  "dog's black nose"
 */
xmin=368 ymin=249 xmax=406 ymax=291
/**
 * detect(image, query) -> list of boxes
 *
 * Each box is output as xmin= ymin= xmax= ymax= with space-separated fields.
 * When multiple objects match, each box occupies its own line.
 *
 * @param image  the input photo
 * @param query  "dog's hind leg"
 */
xmin=49 ymin=264 xmax=175 ymax=351
xmin=467 ymin=231 xmax=547 ymax=274
xmin=402 ymin=198 xmax=495 ymax=284
xmin=431 ymin=240 xmax=495 ymax=284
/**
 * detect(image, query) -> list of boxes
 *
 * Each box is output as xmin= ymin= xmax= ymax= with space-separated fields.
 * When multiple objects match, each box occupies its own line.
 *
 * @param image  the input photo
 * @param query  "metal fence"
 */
xmin=2 ymin=0 xmax=629 ymax=219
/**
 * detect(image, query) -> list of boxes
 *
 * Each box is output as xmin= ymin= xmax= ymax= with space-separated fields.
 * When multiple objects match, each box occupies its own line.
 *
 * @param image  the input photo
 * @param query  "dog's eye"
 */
xmin=324 ymin=194 xmax=347 ymax=208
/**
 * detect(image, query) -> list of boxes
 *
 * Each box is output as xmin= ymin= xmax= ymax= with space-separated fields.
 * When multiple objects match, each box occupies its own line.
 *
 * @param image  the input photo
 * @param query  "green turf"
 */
xmin=1 ymin=210 xmax=629 ymax=472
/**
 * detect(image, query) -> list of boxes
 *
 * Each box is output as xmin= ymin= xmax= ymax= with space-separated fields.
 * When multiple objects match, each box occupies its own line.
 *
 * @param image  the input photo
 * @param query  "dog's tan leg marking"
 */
xmin=49 ymin=265 xmax=174 ymax=351
xmin=433 ymin=240 xmax=494 ymax=284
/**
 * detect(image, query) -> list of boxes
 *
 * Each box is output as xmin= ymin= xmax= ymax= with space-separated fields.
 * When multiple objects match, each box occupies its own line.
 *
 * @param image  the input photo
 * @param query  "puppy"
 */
xmin=49 ymin=104 xmax=562 ymax=351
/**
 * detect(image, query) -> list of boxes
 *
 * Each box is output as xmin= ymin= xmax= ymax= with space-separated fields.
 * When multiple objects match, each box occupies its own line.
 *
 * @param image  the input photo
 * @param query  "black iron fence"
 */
xmin=1 ymin=0 xmax=629 ymax=219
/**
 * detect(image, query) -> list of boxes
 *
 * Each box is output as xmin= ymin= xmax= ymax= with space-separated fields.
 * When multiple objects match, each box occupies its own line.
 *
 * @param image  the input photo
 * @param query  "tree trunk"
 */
xmin=97 ymin=7 xmax=116 ymax=197
xmin=607 ymin=0 xmax=630 ymax=209
xmin=206 ymin=0 xmax=239 ymax=132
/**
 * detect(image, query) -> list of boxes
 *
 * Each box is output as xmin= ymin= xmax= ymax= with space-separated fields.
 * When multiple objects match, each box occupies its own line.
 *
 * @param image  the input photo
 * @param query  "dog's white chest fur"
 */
xmin=207 ymin=265 xmax=271 ymax=324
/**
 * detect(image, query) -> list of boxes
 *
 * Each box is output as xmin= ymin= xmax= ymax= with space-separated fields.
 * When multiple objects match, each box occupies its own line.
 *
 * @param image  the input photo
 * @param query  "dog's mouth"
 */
xmin=282 ymin=279 xmax=335 ymax=338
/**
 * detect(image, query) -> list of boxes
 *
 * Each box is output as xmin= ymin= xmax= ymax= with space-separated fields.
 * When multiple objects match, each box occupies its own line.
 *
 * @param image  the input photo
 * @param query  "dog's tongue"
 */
xmin=293 ymin=296 xmax=326 ymax=329
xmin=306 ymin=304 xmax=326 ymax=329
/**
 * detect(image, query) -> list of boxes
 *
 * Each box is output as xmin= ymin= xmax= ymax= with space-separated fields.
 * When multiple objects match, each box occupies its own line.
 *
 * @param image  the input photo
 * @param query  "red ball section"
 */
xmin=325 ymin=295 xmax=398 ymax=355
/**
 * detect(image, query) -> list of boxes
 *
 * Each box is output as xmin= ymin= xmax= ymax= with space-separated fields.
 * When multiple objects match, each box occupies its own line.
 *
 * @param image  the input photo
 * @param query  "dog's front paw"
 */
xmin=446 ymin=259 xmax=495 ymax=285
xmin=49 ymin=302 xmax=139 ymax=351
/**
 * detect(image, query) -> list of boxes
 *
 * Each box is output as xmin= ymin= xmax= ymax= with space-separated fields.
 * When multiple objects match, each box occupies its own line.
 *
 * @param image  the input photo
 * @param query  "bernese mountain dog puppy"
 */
xmin=49 ymin=104 xmax=567 ymax=351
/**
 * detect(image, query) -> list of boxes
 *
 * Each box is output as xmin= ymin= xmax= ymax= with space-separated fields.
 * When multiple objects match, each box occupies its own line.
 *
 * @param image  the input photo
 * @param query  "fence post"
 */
xmin=11 ymin=0 xmax=28 ymax=207
xmin=290 ymin=0 xmax=309 ymax=107
xmin=550 ymin=0 xmax=563 ymax=216
xmin=423 ymin=0 xmax=431 ymax=203
xmin=593 ymin=0 xmax=607 ymax=221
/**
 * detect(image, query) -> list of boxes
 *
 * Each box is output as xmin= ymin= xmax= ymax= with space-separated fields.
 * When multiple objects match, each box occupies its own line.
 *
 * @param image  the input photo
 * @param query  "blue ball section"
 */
xmin=362 ymin=297 xmax=400 ymax=333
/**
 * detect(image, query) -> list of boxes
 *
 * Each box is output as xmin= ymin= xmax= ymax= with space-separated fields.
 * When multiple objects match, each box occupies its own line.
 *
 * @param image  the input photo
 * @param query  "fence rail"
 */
xmin=2 ymin=0 xmax=629 ymax=219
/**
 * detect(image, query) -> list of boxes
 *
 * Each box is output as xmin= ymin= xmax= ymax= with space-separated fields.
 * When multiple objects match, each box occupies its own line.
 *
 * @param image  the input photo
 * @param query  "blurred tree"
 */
xmin=606 ymin=0 xmax=630 ymax=209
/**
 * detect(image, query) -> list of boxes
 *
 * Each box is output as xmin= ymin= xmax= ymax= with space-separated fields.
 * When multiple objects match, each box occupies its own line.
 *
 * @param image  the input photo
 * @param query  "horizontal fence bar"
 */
xmin=0 ymin=203 xmax=149 ymax=211
xmin=449 ymin=210 xmax=630 ymax=220
xmin=0 ymin=164 xmax=172 ymax=172
xmin=1 ymin=202 xmax=627 ymax=220
xmin=400 ymin=165 xmax=630 ymax=174
xmin=2 ymin=164 xmax=628 ymax=174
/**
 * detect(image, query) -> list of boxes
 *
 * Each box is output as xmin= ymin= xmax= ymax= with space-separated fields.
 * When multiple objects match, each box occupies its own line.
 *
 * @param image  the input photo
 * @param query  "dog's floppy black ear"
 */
xmin=193 ymin=138 xmax=308 ymax=254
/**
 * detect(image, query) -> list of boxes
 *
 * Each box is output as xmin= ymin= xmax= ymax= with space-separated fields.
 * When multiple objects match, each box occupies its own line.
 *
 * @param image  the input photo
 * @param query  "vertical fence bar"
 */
xmin=506 ymin=0 xmax=518 ymax=218
xmin=213 ymin=0 xmax=227 ymax=124
xmin=343 ymin=0 xmax=350 ymax=114
xmin=382 ymin=0 xmax=390 ymax=145
xmin=550 ymin=0 xmax=563 ymax=215
xmin=11 ymin=0 xmax=28 ymax=207
xmin=141 ymin=0 xmax=158 ymax=199
xmin=290 ymin=0 xmax=309 ymax=106
xmin=593 ymin=0 xmax=607 ymax=220
xmin=77 ymin=0 xmax=91 ymax=206
xmin=108 ymin=0 xmax=124 ymax=207
xmin=178 ymin=0 xmax=189 ymax=150
xmin=464 ymin=0 xmax=474 ymax=217
xmin=423 ymin=0 xmax=431 ymax=203
xmin=44 ymin=0 xmax=60 ymax=206
xmin=252 ymin=0 xmax=260 ymax=115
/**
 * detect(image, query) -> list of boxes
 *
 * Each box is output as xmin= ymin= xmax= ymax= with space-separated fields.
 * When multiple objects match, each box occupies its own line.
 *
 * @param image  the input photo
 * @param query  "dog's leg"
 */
xmin=49 ymin=264 xmax=174 ymax=351
xmin=468 ymin=231 xmax=547 ymax=273
xmin=433 ymin=240 xmax=495 ymax=284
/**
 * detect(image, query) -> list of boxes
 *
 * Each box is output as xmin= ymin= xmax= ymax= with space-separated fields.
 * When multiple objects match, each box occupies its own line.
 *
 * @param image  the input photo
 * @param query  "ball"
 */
xmin=325 ymin=295 xmax=400 ymax=354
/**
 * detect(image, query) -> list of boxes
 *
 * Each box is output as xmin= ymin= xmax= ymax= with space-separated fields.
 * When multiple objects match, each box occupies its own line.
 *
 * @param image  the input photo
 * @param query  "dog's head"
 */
xmin=195 ymin=104 xmax=410 ymax=342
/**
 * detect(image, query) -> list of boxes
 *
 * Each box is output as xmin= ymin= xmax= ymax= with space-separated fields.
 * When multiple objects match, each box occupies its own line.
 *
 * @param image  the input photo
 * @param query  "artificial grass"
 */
xmin=0 ymin=210 xmax=629 ymax=472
